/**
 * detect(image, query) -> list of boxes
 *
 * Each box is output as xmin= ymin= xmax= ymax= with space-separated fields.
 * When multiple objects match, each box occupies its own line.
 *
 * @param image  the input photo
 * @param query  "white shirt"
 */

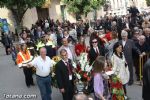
xmin=94 ymin=47 xmax=99 ymax=54
xmin=62 ymin=59 xmax=73 ymax=80
xmin=20 ymin=38 xmax=26 ymax=44
xmin=31 ymin=56 xmax=54 ymax=77
xmin=122 ymin=40 xmax=126 ymax=47
xmin=49 ymin=33 xmax=57 ymax=45
xmin=62 ymin=59 xmax=67 ymax=64
xmin=64 ymin=47 xmax=73 ymax=60
xmin=64 ymin=35 xmax=69 ymax=39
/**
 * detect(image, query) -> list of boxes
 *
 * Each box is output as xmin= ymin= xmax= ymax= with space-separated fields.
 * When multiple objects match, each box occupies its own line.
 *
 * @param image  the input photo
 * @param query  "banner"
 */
xmin=1 ymin=19 xmax=9 ymax=33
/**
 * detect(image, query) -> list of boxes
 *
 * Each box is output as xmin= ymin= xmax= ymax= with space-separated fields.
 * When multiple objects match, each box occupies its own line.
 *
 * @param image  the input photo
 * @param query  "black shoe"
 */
xmin=128 ymin=81 xmax=133 ymax=86
xmin=31 ymin=83 xmax=35 ymax=86
xmin=136 ymin=78 xmax=140 ymax=81
xmin=27 ymin=85 xmax=30 ymax=88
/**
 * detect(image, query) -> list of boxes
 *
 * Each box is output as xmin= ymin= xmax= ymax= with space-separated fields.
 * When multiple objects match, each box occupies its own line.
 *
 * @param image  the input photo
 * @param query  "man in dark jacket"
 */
xmin=120 ymin=30 xmax=141 ymax=85
xmin=55 ymin=49 xmax=75 ymax=100
xmin=143 ymin=59 xmax=150 ymax=100
xmin=134 ymin=35 xmax=150 ymax=81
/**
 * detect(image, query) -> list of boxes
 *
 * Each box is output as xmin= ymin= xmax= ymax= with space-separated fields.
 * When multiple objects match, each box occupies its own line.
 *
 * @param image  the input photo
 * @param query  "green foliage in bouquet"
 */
xmin=110 ymin=75 xmax=125 ymax=98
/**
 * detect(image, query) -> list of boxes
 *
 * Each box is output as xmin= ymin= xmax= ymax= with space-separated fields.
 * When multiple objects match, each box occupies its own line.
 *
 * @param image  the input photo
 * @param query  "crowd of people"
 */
xmin=1 ymin=6 xmax=150 ymax=100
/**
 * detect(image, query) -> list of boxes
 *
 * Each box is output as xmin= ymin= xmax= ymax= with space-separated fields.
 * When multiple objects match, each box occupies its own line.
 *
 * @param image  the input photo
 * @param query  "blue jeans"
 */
xmin=36 ymin=75 xmax=52 ymax=100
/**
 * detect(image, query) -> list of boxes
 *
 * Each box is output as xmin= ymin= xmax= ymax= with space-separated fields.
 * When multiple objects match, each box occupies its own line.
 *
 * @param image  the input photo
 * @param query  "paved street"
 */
xmin=0 ymin=45 xmax=143 ymax=100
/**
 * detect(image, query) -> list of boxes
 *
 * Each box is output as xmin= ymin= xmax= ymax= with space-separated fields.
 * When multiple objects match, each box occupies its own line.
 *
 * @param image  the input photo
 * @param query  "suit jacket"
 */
xmin=89 ymin=46 xmax=105 ymax=65
xmin=119 ymin=39 xmax=140 ymax=64
xmin=145 ymin=36 xmax=150 ymax=49
xmin=55 ymin=59 xmax=75 ymax=89
xmin=143 ymin=59 xmax=150 ymax=100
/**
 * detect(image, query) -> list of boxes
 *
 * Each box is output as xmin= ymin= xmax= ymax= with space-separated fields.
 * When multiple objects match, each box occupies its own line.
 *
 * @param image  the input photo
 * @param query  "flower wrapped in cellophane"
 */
xmin=73 ymin=53 xmax=93 ymax=82
xmin=110 ymin=75 xmax=125 ymax=100
xmin=72 ymin=53 xmax=93 ymax=93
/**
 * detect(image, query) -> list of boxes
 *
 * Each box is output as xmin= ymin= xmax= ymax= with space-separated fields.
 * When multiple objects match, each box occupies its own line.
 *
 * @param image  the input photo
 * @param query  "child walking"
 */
xmin=93 ymin=56 xmax=110 ymax=100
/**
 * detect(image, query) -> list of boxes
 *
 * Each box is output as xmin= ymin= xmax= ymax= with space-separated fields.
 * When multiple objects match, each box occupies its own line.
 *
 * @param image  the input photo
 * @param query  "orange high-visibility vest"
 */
xmin=16 ymin=50 xmax=32 ymax=68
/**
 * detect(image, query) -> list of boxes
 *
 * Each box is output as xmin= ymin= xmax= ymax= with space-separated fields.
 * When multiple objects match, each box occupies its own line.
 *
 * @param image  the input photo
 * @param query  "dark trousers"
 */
xmin=94 ymin=96 xmax=101 ymax=100
xmin=134 ymin=57 xmax=141 ymax=80
xmin=128 ymin=62 xmax=134 ymax=83
xmin=23 ymin=67 xmax=34 ymax=86
xmin=94 ymin=94 xmax=102 ymax=100
xmin=36 ymin=75 xmax=52 ymax=100
xmin=62 ymin=81 xmax=74 ymax=100
xmin=123 ymin=84 xmax=127 ymax=95
xmin=5 ymin=46 xmax=10 ymax=55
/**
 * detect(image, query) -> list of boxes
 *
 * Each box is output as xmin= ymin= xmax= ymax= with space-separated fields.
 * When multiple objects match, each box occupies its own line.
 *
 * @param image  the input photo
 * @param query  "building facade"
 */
xmin=0 ymin=0 xmax=147 ymax=32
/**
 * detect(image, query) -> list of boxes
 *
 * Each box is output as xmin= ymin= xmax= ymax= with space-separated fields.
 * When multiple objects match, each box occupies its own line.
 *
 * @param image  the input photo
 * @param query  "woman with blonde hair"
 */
xmin=93 ymin=56 xmax=109 ymax=100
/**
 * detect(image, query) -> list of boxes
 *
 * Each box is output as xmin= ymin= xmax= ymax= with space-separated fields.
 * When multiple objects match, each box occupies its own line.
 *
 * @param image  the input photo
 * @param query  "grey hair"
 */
xmin=112 ymin=21 xmax=117 ymax=26
xmin=121 ymin=30 xmax=128 ymax=36
xmin=139 ymin=35 xmax=145 ymax=40
xmin=60 ymin=49 xmax=67 ymax=55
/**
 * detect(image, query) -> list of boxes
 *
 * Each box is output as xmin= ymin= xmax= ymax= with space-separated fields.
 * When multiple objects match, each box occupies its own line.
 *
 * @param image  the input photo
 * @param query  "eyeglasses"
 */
xmin=92 ymin=41 xmax=98 ymax=44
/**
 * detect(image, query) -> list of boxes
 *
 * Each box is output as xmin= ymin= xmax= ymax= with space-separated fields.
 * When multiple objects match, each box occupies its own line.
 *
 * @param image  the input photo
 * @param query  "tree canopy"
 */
xmin=146 ymin=0 xmax=150 ymax=6
xmin=0 ymin=0 xmax=45 ymax=26
xmin=62 ymin=0 xmax=105 ymax=17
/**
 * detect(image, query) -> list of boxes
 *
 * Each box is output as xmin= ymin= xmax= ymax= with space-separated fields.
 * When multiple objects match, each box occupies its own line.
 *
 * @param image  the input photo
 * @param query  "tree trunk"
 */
xmin=10 ymin=7 xmax=28 ymax=37
xmin=76 ymin=13 xmax=81 ymax=21
xmin=11 ymin=6 xmax=28 ymax=28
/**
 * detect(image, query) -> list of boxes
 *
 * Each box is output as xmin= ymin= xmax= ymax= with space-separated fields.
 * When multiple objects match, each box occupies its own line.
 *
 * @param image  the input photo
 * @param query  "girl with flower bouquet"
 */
xmin=107 ymin=42 xmax=130 ymax=100
xmin=93 ymin=56 xmax=110 ymax=100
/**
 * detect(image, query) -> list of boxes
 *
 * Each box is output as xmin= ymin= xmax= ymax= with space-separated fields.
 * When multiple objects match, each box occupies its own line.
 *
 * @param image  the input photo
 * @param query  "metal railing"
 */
xmin=139 ymin=53 xmax=150 ymax=81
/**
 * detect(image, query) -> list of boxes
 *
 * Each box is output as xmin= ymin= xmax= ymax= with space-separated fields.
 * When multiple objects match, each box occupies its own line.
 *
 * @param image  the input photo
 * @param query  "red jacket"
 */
xmin=75 ymin=43 xmax=86 ymax=56
xmin=104 ymin=32 xmax=112 ymax=41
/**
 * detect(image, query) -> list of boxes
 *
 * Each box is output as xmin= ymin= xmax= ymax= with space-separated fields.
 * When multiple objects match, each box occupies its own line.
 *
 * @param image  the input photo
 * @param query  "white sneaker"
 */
xmin=124 ymin=96 xmax=128 ymax=100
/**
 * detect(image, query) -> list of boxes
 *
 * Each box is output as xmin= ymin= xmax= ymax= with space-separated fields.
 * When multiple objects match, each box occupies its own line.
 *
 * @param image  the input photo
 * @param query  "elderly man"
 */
xmin=119 ymin=30 xmax=141 ymax=85
xmin=58 ymin=38 xmax=76 ymax=61
xmin=29 ymin=47 xmax=54 ymax=100
xmin=134 ymin=35 xmax=150 ymax=81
